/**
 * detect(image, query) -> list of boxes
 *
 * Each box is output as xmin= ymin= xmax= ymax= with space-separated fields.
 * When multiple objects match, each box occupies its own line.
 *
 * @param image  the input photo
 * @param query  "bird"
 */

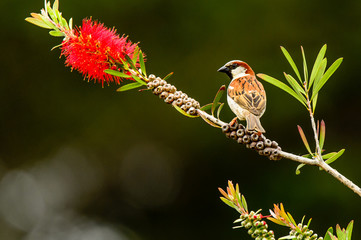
xmin=218 ymin=60 xmax=266 ymax=133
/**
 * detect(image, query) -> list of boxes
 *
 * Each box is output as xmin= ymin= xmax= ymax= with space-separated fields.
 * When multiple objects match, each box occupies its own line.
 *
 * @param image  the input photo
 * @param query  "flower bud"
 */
xmin=245 ymin=222 xmax=253 ymax=229
xmin=237 ymin=137 xmax=243 ymax=144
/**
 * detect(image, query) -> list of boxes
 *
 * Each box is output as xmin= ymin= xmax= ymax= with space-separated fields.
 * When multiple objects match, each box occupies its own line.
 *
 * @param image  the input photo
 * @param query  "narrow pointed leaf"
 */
xmin=132 ymin=75 xmax=148 ymax=86
xmin=220 ymin=197 xmax=236 ymax=209
xmin=69 ymin=17 xmax=73 ymax=29
xmin=319 ymin=120 xmax=326 ymax=151
xmin=322 ymin=152 xmax=337 ymax=160
xmin=61 ymin=16 xmax=69 ymax=30
xmin=307 ymin=218 xmax=312 ymax=227
xmin=163 ymin=72 xmax=173 ymax=81
xmin=217 ymin=103 xmax=225 ymax=119
xmin=30 ymin=13 xmax=42 ymax=20
xmin=297 ymin=125 xmax=313 ymax=155
xmin=312 ymin=58 xmax=327 ymax=112
xmin=47 ymin=2 xmax=57 ymax=24
xmin=311 ymin=58 xmax=343 ymax=101
xmin=124 ymin=54 xmax=138 ymax=71
xmin=212 ymin=85 xmax=226 ymax=116
xmin=286 ymin=212 xmax=297 ymax=227
xmin=52 ymin=0 xmax=59 ymax=11
xmin=346 ymin=220 xmax=353 ymax=240
xmin=325 ymin=149 xmax=345 ymax=165
xmin=301 ymin=46 xmax=308 ymax=84
xmin=116 ymin=82 xmax=143 ymax=92
xmin=104 ymin=69 xmax=132 ymax=78
xmin=257 ymin=74 xmax=307 ymax=107
xmin=132 ymin=46 xmax=139 ymax=64
xmin=324 ymin=227 xmax=334 ymax=240
xmin=218 ymin=187 xmax=229 ymax=199
xmin=200 ymin=103 xmax=213 ymax=111
xmin=295 ymin=163 xmax=306 ymax=175
xmin=139 ymin=50 xmax=147 ymax=77
xmin=284 ymin=73 xmax=307 ymax=104
xmin=279 ymin=235 xmax=297 ymax=240
xmin=309 ymin=44 xmax=327 ymax=89
xmin=25 ymin=17 xmax=53 ymax=29
xmin=241 ymin=195 xmax=248 ymax=212
xmin=336 ymin=224 xmax=345 ymax=239
xmin=173 ymin=104 xmax=199 ymax=118
xmin=49 ymin=30 xmax=65 ymax=37
xmin=280 ymin=46 xmax=302 ymax=83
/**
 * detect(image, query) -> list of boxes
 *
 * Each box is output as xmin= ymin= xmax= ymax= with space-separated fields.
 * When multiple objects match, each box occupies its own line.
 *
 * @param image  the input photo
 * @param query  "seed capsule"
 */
xmin=251 ymin=133 xmax=259 ymax=142
xmin=159 ymin=79 xmax=166 ymax=86
xmin=147 ymin=82 xmax=154 ymax=89
xmin=152 ymin=79 xmax=160 ymax=88
xmin=236 ymin=129 xmax=245 ymax=137
xmin=185 ymin=102 xmax=193 ymax=108
xmin=174 ymin=91 xmax=182 ymax=99
xmin=230 ymin=122 xmax=238 ymax=131
xmin=159 ymin=91 xmax=169 ymax=99
xmin=222 ymin=125 xmax=230 ymax=133
xmin=237 ymin=138 xmax=243 ymax=144
xmin=243 ymin=135 xmax=251 ymax=144
xmin=174 ymin=98 xmax=183 ymax=106
xmin=264 ymin=139 xmax=272 ymax=147
xmin=180 ymin=104 xmax=188 ymax=111
xmin=263 ymin=148 xmax=272 ymax=156
xmin=153 ymin=86 xmax=163 ymax=95
xmin=249 ymin=142 xmax=257 ymax=149
xmin=258 ymin=150 xmax=264 ymax=155
xmin=187 ymin=107 xmax=197 ymax=115
xmin=165 ymin=94 xmax=174 ymax=103
xmin=164 ymin=84 xmax=172 ymax=92
xmin=256 ymin=141 xmax=264 ymax=150
xmin=230 ymin=131 xmax=237 ymax=140
xmin=148 ymin=74 xmax=156 ymax=80
xmin=271 ymin=141 xmax=279 ymax=148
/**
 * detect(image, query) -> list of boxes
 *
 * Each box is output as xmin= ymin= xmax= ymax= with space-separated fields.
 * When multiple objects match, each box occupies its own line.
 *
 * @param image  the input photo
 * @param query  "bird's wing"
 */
xmin=228 ymin=75 xmax=266 ymax=116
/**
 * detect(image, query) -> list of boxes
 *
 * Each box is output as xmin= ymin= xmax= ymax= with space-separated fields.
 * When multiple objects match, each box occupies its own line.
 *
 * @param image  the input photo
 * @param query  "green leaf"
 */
xmin=132 ymin=75 xmax=148 ymax=86
xmin=312 ymin=58 xmax=327 ymax=112
xmin=301 ymin=46 xmax=308 ymax=85
xmin=295 ymin=163 xmax=305 ymax=175
xmin=212 ymin=85 xmax=226 ymax=116
xmin=257 ymin=74 xmax=307 ymax=108
xmin=286 ymin=212 xmax=297 ymax=227
xmin=53 ymin=0 xmax=59 ymax=11
xmin=173 ymin=104 xmax=199 ymax=118
xmin=311 ymin=58 xmax=343 ymax=101
xmin=49 ymin=30 xmax=65 ymax=37
xmin=124 ymin=54 xmax=137 ymax=71
xmin=241 ymin=195 xmax=248 ymax=212
xmin=25 ymin=17 xmax=53 ymax=29
xmin=104 ymin=69 xmax=132 ymax=78
xmin=319 ymin=120 xmax=326 ymax=151
xmin=322 ymin=152 xmax=337 ymax=160
xmin=307 ymin=218 xmax=312 ymax=228
xmin=217 ymin=103 xmax=224 ymax=119
xmin=297 ymin=125 xmax=313 ymax=155
xmin=200 ymin=103 xmax=213 ymax=111
xmin=116 ymin=82 xmax=143 ymax=92
xmin=325 ymin=149 xmax=345 ymax=165
xmin=132 ymin=46 xmax=140 ymax=64
xmin=163 ymin=72 xmax=174 ymax=81
xmin=61 ymin=16 xmax=69 ymax=30
xmin=220 ymin=197 xmax=236 ymax=209
xmin=324 ymin=227 xmax=334 ymax=240
xmin=139 ymin=50 xmax=147 ymax=77
xmin=336 ymin=224 xmax=346 ymax=240
xmin=279 ymin=236 xmax=297 ymax=240
xmin=346 ymin=220 xmax=354 ymax=240
xmin=283 ymin=73 xmax=307 ymax=104
xmin=309 ymin=44 xmax=327 ymax=89
xmin=280 ymin=46 xmax=302 ymax=83
xmin=47 ymin=1 xmax=57 ymax=24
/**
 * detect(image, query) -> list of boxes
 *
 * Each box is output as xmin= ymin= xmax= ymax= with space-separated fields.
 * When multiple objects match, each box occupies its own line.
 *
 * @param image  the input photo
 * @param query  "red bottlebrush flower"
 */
xmin=61 ymin=19 xmax=138 ymax=86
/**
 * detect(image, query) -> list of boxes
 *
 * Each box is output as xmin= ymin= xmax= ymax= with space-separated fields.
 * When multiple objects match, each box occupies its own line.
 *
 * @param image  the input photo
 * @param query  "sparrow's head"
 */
xmin=217 ymin=60 xmax=255 ymax=80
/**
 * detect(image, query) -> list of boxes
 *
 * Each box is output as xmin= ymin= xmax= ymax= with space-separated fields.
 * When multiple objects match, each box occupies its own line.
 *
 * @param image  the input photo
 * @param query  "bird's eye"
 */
xmin=232 ymin=63 xmax=238 ymax=69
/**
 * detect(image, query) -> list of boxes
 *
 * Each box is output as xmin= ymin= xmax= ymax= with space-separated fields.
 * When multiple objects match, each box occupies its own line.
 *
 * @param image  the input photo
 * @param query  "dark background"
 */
xmin=1 ymin=0 xmax=361 ymax=239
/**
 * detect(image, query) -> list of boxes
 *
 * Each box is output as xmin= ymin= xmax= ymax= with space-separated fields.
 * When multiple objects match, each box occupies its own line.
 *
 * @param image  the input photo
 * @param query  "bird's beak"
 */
xmin=217 ymin=66 xmax=229 ymax=73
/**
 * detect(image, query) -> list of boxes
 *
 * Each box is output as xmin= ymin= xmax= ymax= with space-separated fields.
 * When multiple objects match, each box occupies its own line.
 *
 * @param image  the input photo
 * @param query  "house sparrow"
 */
xmin=218 ymin=60 xmax=266 ymax=133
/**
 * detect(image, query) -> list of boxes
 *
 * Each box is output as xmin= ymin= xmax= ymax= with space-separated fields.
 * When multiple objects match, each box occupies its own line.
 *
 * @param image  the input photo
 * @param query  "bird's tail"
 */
xmin=246 ymin=114 xmax=265 ymax=133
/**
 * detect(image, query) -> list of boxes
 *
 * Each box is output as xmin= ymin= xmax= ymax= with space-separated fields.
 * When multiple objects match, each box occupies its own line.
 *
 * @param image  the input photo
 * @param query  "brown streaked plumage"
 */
xmin=218 ymin=60 xmax=266 ymax=133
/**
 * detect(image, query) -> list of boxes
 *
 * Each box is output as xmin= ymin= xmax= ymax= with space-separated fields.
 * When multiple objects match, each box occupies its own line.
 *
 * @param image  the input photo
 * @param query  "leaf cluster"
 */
xmin=25 ymin=0 xmax=73 ymax=38
xmin=199 ymin=85 xmax=226 ymax=128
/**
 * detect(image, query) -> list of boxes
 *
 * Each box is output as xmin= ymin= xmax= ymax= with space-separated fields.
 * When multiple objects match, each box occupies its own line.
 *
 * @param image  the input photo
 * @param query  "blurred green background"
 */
xmin=1 ymin=0 xmax=361 ymax=239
